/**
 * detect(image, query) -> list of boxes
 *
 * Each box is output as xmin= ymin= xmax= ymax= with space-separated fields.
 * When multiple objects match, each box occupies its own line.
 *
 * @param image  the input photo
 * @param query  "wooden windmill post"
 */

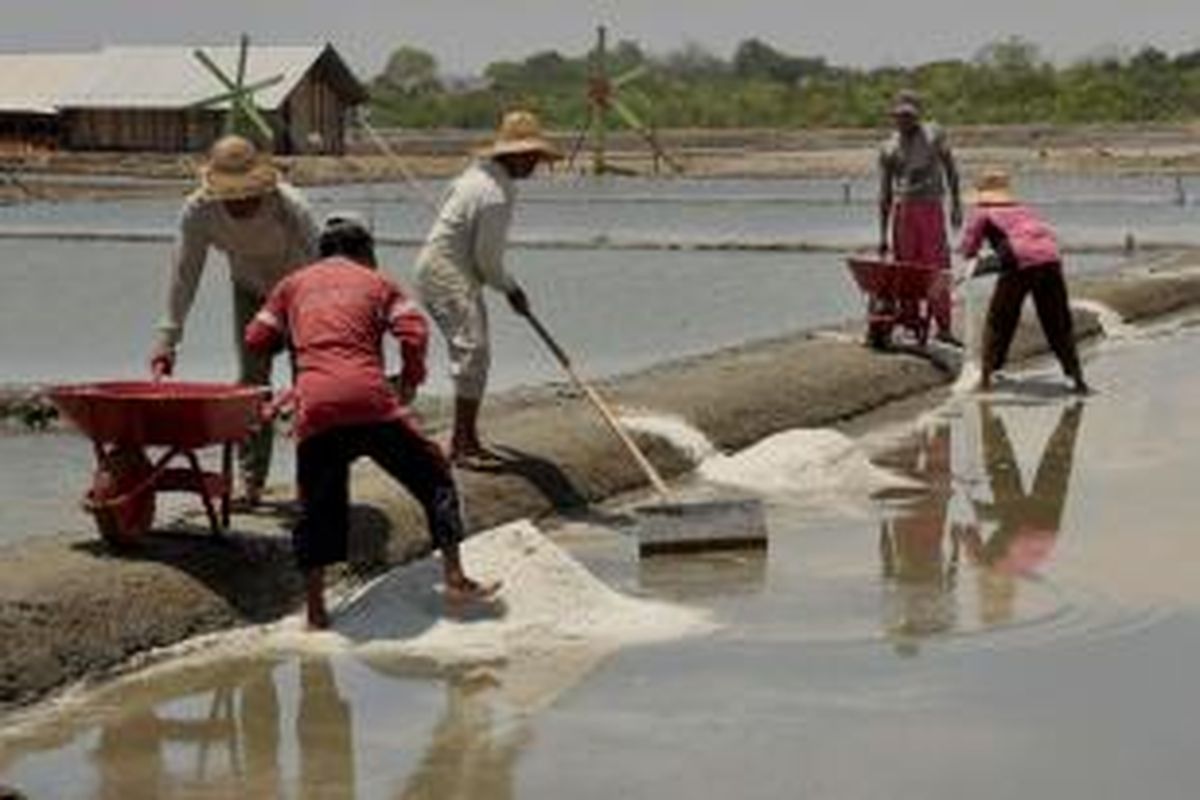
xmin=566 ymin=25 xmax=684 ymax=176
xmin=189 ymin=34 xmax=285 ymax=149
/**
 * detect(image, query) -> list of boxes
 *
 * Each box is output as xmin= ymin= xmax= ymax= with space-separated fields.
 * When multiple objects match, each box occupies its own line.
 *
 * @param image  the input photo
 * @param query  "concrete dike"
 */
xmin=3 ymin=255 xmax=1199 ymax=712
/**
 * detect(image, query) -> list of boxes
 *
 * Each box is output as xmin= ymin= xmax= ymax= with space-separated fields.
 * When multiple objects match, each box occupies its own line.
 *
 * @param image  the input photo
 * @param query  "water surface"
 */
xmin=4 ymin=324 xmax=1200 ymax=798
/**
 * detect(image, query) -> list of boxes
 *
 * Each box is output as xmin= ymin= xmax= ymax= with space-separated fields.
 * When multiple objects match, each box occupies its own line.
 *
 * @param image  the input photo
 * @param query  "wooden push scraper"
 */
xmin=523 ymin=312 xmax=768 ymax=557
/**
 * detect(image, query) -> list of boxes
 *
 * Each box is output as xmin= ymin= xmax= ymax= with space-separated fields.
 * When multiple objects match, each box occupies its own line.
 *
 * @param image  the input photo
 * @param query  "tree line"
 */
xmin=367 ymin=37 xmax=1200 ymax=130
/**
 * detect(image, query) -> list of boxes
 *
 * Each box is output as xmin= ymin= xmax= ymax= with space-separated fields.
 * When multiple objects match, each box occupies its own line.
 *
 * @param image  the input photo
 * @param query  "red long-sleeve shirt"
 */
xmin=244 ymin=256 xmax=428 ymax=441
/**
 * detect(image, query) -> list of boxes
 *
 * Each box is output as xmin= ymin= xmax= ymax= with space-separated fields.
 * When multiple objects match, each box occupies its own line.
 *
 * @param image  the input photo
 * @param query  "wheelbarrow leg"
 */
xmin=183 ymin=449 xmax=224 ymax=535
xmin=220 ymin=442 xmax=232 ymax=529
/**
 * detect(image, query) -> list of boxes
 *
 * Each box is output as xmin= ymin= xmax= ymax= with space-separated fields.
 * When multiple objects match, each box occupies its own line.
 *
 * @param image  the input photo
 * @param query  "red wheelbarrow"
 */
xmin=49 ymin=381 xmax=268 ymax=545
xmin=846 ymin=256 xmax=950 ymax=350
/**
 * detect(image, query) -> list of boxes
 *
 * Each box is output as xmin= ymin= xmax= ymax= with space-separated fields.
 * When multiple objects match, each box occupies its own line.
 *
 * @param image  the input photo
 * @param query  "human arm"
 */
xmin=243 ymin=282 xmax=290 ymax=356
xmin=151 ymin=202 xmax=211 ymax=375
xmin=958 ymin=208 xmax=987 ymax=259
xmin=385 ymin=285 xmax=429 ymax=403
xmin=472 ymin=200 xmax=519 ymax=295
xmin=279 ymin=183 xmax=321 ymax=262
xmin=936 ymin=128 xmax=962 ymax=229
xmin=878 ymin=150 xmax=894 ymax=255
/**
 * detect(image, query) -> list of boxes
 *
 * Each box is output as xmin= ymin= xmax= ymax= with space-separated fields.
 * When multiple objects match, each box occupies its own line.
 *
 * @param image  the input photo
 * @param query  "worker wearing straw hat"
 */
xmin=150 ymin=134 xmax=320 ymax=504
xmin=959 ymin=168 xmax=1088 ymax=394
xmin=878 ymin=89 xmax=962 ymax=344
xmin=415 ymin=110 xmax=562 ymax=466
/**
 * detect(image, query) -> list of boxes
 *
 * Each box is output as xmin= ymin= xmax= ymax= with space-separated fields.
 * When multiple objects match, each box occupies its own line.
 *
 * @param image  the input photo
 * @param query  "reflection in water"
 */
xmin=959 ymin=401 xmax=1083 ymax=626
xmin=396 ymin=670 xmax=528 ymax=800
xmin=1 ymin=657 xmax=361 ymax=799
xmin=879 ymin=400 xmax=1084 ymax=652
xmin=298 ymin=660 xmax=356 ymax=800
xmin=880 ymin=424 xmax=960 ymax=654
xmin=87 ymin=660 xmax=285 ymax=798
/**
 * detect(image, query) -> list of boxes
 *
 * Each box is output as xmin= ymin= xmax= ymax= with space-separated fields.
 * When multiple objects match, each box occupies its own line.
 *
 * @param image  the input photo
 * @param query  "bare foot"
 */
xmin=450 ymin=445 xmax=504 ymax=469
xmin=444 ymin=575 xmax=502 ymax=602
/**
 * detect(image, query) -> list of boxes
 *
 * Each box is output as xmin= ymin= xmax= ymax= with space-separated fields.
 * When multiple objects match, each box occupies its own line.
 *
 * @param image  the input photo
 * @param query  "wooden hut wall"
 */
xmin=280 ymin=69 xmax=346 ymax=155
xmin=62 ymin=109 xmax=224 ymax=151
xmin=0 ymin=114 xmax=60 ymax=153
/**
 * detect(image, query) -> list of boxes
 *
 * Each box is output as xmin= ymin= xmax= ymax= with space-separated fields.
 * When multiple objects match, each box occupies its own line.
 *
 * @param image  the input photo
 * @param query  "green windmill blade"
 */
xmin=190 ymin=35 xmax=284 ymax=145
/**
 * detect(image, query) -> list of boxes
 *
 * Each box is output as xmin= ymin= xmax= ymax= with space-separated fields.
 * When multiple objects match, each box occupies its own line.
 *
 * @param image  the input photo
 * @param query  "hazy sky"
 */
xmin=3 ymin=0 xmax=1200 ymax=79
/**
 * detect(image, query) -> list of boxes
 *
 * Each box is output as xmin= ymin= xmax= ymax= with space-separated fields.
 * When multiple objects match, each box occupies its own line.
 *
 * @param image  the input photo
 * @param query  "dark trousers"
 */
xmin=294 ymin=421 xmax=464 ymax=571
xmin=234 ymin=282 xmax=274 ymax=491
xmin=982 ymin=262 xmax=1082 ymax=380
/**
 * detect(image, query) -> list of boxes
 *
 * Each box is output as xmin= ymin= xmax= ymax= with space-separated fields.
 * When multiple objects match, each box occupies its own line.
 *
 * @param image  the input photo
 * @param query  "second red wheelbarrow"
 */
xmin=49 ymin=381 xmax=269 ymax=545
xmin=845 ymin=256 xmax=951 ymax=350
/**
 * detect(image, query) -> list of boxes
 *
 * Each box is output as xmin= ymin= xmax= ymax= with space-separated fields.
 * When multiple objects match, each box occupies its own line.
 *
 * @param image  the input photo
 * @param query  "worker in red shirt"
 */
xmin=245 ymin=212 xmax=497 ymax=630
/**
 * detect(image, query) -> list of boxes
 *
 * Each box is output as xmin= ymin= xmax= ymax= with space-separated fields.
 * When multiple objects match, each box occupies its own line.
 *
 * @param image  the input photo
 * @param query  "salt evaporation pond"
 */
xmin=4 ymin=318 xmax=1200 ymax=798
xmin=0 ymin=173 xmax=1171 ymax=543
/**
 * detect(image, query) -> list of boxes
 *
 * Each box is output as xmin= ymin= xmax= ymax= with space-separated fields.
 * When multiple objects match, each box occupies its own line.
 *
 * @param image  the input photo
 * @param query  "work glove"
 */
xmin=149 ymin=343 xmax=175 ymax=379
xmin=506 ymin=286 xmax=531 ymax=317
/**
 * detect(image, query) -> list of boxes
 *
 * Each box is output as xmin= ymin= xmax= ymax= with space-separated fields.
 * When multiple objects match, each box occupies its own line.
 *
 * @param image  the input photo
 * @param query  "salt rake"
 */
xmin=522 ymin=311 xmax=768 ymax=557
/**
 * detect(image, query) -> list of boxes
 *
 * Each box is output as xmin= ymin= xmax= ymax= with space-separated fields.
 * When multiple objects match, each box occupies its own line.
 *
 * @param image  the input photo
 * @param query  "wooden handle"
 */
xmin=524 ymin=313 xmax=672 ymax=499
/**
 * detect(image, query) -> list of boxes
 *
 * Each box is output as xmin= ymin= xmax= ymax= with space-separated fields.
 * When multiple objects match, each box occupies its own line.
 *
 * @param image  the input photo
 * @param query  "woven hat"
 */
xmin=478 ymin=110 xmax=562 ymax=161
xmin=199 ymin=135 xmax=280 ymax=201
xmin=972 ymin=168 xmax=1017 ymax=205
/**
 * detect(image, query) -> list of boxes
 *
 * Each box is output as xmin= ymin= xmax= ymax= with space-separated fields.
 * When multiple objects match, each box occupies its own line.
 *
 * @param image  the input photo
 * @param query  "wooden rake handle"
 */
xmin=522 ymin=312 xmax=673 ymax=500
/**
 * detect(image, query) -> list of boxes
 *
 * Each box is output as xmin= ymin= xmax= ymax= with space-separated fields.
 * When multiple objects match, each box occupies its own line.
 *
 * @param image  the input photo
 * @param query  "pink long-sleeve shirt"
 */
xmin=960 ymin=202 xmax=1061 ymax=269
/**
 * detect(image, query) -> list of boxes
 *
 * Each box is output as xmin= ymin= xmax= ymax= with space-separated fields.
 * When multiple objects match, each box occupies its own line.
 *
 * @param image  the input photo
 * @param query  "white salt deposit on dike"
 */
xmin=265 ymin=521 xmax=716 ymax=665
xmin=1070 ymin=298 xmax=1138 ymax=339
xmin=620 ymin=412 xmax=917 ymax=502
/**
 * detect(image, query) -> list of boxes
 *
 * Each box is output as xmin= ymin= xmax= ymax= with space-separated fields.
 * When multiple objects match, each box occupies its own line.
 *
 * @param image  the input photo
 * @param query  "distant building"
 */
xmin=0 ymin=44 xmax=367 ymax=155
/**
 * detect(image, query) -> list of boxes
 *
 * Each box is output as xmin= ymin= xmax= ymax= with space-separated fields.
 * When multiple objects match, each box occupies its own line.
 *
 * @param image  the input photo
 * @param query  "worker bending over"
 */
xmin=152 ymin=135 xmax=320 ymax=505
xmin=245 ymin=213 xmax=496 ymax=630
xmin=960 ymin=169 xmax=1088 ymax=394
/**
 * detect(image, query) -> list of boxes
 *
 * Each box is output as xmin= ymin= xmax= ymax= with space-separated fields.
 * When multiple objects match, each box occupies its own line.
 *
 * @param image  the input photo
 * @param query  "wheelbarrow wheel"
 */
xmin=86 ymin=444 xmax=156 ymax=546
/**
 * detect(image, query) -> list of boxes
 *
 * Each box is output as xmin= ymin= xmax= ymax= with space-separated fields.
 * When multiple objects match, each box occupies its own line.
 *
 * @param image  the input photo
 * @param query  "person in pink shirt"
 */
xmin=245 ymin=213 xmax=496 ymax=629
xmin=960 ymin=169 xmax=1088 ymax=393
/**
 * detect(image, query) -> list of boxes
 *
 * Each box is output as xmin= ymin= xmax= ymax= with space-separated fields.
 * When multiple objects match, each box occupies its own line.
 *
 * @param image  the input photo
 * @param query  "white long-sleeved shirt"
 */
xmin=416 ymin=159 xmax=517 ymax=293
xmin=158 ymin=182 xmax=319 ymax=347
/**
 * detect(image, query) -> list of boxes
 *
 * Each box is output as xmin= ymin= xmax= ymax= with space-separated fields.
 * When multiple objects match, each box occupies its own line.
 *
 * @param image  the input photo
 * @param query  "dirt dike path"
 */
xmin=2 ymin=259 xmax=1199 ymax=712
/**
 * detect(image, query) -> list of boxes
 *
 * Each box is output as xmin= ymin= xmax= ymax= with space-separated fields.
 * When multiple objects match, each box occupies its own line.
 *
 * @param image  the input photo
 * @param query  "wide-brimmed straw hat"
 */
xmin=972 ymin=168 xmax=1017 ymax=205
xmin=477 ymin=110 xmax=563 ymax=161
xmin=199 ymin=135 xmax=280 ymax=201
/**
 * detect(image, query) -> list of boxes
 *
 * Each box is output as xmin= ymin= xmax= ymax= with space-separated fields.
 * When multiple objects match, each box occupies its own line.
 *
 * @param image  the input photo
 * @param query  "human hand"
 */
xmin=150 ymin=343 xmax=175 ymax=379
xmin=506 ymin=286 xmax=531 ymax=317
xmin=390 ymin=373 xmax=419 ymax=406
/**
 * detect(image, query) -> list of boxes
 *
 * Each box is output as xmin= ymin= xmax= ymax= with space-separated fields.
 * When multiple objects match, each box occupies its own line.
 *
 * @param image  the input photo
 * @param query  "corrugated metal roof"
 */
xmin=0 ymin=53 xmax=93 ymax=114
xmin=0 ymin=44 xmax=364 ymax=115
xmin=61 ymin=45 xmax=327 ymax=110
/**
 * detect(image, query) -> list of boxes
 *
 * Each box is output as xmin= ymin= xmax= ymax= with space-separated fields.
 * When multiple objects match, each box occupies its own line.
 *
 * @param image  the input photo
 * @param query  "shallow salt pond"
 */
xmin=4 ymin=320 xmax=1200 ymax=799
xmin=0 ymin=174 xmax=1153 ymax=544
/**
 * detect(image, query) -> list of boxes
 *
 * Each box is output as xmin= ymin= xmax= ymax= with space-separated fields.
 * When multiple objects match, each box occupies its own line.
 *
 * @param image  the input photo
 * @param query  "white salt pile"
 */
xmin=619 ymin=412 xmax=915 ymax=504
xmin=1070 ymin=298 xmax=1138 ymax=340
xmin=699 ymin=428 xmax=918 ymax=498
xmin=267 ymin=521 xmax=715 ymax=665
xmin=620 ymin=411 xmax=719 ymax=463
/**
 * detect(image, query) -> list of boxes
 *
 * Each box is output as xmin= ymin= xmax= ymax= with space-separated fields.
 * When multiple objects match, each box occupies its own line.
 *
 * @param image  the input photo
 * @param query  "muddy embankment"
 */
xmin=3 ymin=258 xmax=1200 ymax=712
